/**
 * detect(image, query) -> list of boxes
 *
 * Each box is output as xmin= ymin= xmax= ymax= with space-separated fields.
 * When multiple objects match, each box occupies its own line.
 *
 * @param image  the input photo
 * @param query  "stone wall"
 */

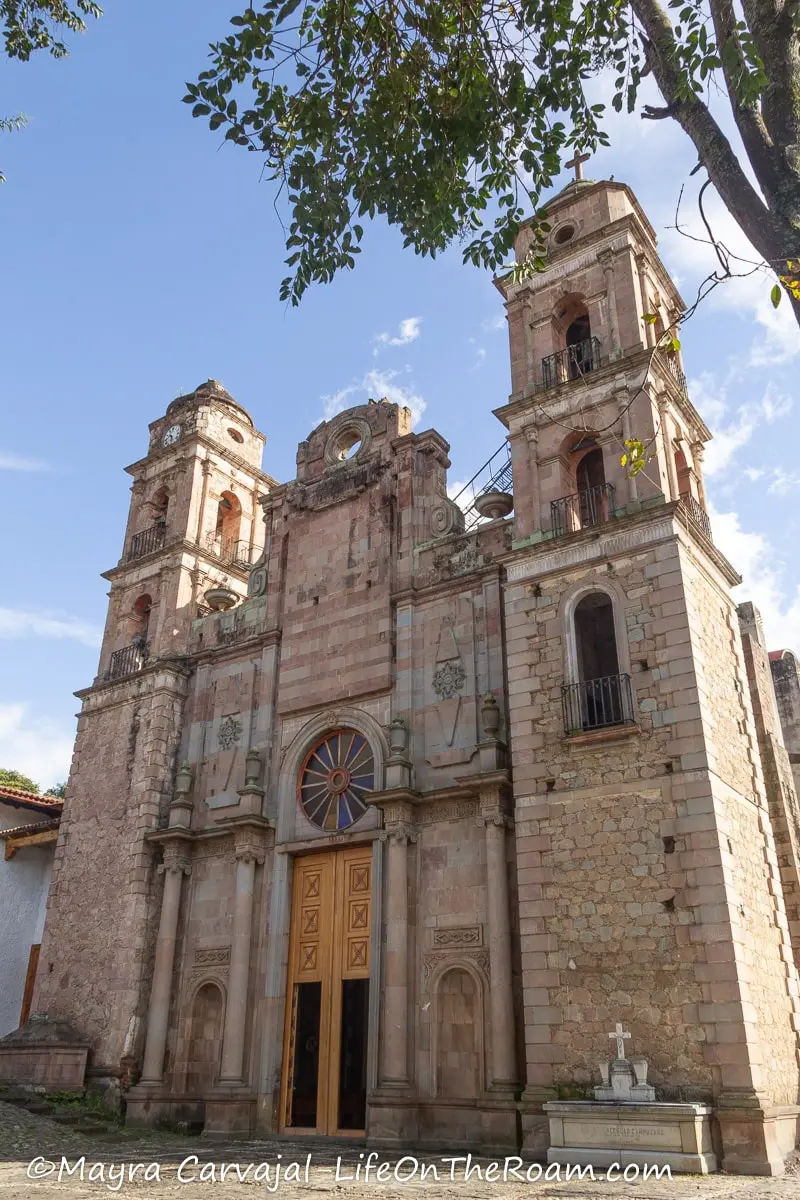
xmin=33 ymin=667 xmax=188 ymax=1070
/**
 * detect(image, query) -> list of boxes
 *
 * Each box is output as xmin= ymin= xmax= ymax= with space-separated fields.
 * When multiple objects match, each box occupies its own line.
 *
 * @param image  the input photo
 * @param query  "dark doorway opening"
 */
xmin=290 ymin=982 xmax=321 ymax=1128
xmin=338 ymin=978 xmax=369 ymax=1130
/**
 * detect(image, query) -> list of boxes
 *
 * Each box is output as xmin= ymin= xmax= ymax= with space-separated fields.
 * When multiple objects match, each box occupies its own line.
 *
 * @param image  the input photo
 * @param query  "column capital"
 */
xmin=476 ymin=812 xmax=512 ymax=831
xmin=691 ymin=440 xmax=706 ymax=462
xmin=381 ymin=824 xmax=417 ymax=846
xmin=159 ymin=857 xmax=191 ymax=877
xmin=598 ymin=248 xmax=616 ymax=270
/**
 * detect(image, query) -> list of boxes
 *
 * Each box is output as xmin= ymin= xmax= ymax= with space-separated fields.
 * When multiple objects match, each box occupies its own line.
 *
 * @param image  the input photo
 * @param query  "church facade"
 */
xmin=31 ymin=177 xmax=800 ymax=1174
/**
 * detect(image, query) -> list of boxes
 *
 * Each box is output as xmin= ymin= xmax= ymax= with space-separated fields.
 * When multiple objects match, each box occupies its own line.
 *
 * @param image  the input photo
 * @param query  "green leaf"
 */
xmin=770 ymin=283 xmax=782 ymax=309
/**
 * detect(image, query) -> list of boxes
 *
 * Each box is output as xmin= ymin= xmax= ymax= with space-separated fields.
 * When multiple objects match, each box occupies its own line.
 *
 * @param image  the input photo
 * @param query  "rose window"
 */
xmin=298 ymin=730 xmax=374 ymax=831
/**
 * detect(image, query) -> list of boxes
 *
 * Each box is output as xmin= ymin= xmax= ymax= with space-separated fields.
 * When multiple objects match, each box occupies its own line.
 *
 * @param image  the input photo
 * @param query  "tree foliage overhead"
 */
xmin=1 ymin=2 xmax=102 ymax=179
xmin=184 ymin=0 xmax=800 ymax=325
xmin=0 ymin=767 xmax=40 ymax=792
xmin=2 ymin=0 xmax=100 ymax=60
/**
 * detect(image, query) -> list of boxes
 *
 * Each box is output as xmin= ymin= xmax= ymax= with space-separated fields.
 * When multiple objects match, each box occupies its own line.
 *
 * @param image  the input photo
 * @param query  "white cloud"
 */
xmin=473 ymin=347 xmax=487 ymax=370
xmin=710 ymin=506 xmax=800 ymax=653
xmin=320 ymin=368 xmax=427 ymax=428
xmin=0 ymin=608 xmax=102 ymax=648
xmin=660 ymin=193 xmax=800 ymax=366
xmin=362 ymin=368 xmax=427 ymax=426
xmin=688 ymin=376 xmax=792 ymax=477
xmin=481 ymin=313 xmax=506 ymax=334
xmin=0 ymin=703 xmax=74 ymax=790
xmin=0 ymin=452 xmax=49 ymax=471
xmin=373 ymin=316 xmax=422 ymax=352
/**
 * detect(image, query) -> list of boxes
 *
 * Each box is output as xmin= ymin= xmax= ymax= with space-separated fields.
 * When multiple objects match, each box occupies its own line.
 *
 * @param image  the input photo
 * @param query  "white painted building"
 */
xmin=0 ymin=788 xmax=62 ymax=1037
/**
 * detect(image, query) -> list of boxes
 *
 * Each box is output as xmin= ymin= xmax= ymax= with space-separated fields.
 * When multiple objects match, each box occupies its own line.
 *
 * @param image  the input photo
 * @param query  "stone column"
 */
xmin=522 ymin=297 xmax=535 ymax=391
xmin=658 ymin=396 xmax=678 ymax=501
xmin=691 ymin=441 xmax=707 ymax=507
xmin=525 ymin=426 xmax=542 ymax=533
xmin=219 ymin=843 xmax=265 ymax=1083
xmin=140 ymin=851 xmax=191 ymax=1083
xmin=481 ymin=810 xmax=517 ymax=1088
xmin=636 ymin=253 xmax=653 ymax=347
xmin=382 ymin=823 xmax=415 ymax=1086
xmin=598 ymin=250 xmax=621 ymax=356
xmin=617 ymin=388 xmax=638 ymax=505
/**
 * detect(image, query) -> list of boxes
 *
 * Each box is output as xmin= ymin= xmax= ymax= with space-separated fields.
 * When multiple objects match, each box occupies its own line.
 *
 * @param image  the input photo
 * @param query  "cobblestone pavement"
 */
xmin=1 ymin=1102 xmax=798 ymax=1200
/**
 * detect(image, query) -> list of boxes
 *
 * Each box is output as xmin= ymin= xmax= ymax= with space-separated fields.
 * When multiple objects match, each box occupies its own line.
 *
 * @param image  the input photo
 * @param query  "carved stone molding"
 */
xmin=432 ymin=925 xmax=483 ymax=948
xmin=193 ymin=947 xmax=230 ymax=967
xmin=416 ymin=799 xmax=478 ymax=825
xmin=432 ymin=660 xmax=466 ymax=700
xmin=380 ymin=824 xmax=417 ymax=847
xmin=422 ymin=948 xmax=491 ymax=984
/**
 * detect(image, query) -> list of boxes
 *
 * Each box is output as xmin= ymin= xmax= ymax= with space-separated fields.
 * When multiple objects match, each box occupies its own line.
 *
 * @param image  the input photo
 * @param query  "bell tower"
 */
xmin=97 ymin=380 xmax=274 ymax=681
xmin=32 ymin=380 xmax=273 ymax=1083
xmin=497 ymin=173 xmax=800 ymax=1173
xmin=498 ymin=173 xmax=710 ymax=544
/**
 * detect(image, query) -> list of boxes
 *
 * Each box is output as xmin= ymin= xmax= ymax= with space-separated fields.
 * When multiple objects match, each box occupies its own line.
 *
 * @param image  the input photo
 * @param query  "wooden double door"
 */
xmin=281 ymin=847 xmax=372 ymax=1136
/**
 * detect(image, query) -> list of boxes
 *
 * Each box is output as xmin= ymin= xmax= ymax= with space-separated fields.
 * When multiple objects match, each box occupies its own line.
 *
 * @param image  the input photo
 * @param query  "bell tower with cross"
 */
xmin=493 ymin=169 xmax=800 ymax=1173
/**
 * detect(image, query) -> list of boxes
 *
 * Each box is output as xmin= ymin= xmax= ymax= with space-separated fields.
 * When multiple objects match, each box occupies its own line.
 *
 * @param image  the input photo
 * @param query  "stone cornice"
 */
xmin=102 ymin=537 xmax=253 ymax=583
xmin=74 ymin=659 xmax=191 ymax=709
xmin=123 ymin=433 xmax=277 ymax=488
xmin=146 ymin=813 xmax=273 ymax=849
xmin=502 ymin=501 xmax=740 ymax=589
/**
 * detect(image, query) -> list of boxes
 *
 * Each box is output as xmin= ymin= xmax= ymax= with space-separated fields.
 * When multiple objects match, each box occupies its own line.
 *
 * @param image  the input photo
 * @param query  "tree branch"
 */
xmin=631 ymin=0 xmax=785 ymax=266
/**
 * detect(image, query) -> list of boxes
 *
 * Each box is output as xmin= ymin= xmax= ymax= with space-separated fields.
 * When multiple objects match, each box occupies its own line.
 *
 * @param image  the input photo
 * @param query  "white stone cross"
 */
xmin=609 ymin=1022 xmax=631 ymax=1059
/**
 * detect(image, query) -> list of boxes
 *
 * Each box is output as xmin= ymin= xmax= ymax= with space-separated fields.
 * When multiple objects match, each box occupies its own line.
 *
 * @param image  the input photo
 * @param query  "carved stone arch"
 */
xmin=275 ymin=707 xmax=389 ymax=842
xmin=185 ymin=979 xmax=225 ymax=1095
xmin=429 ymin=958 xmax=487 ymax=1099
xmin=558 ymin=578 xmax=632 ymax=688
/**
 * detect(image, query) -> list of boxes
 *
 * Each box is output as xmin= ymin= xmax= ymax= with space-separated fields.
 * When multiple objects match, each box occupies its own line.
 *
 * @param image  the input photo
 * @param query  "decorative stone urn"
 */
xmin=481 ymin=693 xmax=502 ymax=738
xmin=204 ymin=586 xmax=238 ymax=612
xmin=474 ymin=490 xmax=514 ymax=520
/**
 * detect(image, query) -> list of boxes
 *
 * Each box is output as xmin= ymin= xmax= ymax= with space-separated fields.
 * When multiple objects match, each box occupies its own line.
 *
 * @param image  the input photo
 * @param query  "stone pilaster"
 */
xmin=139 ymin=848 xmax=191 ymax=1083
xmin=381 ymin=817 xmax=416 ymax=1086
xmin=218 ymin=842 xmax=264 ymax=1083
xmin=479 ymin=806 xmax=518 ymax=1089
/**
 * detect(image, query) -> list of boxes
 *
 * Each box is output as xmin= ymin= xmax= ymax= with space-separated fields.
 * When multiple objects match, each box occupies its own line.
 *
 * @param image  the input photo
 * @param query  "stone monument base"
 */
xmin=544 ymin=1100 xmax=717 ymax=1174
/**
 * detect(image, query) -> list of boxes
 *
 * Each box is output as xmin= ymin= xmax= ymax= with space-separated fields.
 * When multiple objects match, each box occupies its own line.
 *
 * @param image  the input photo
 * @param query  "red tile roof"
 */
xmin=0 ymin=786 xmax=64 ymax=815
xmin=769 ymin=650 xmax=789 ymax=662
xmin=0 ymin=816 xmax=61 ymax=839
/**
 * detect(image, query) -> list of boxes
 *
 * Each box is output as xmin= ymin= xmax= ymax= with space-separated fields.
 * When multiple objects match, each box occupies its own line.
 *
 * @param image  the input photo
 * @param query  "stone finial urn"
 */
xmin=481 ymin=693 xmax=502 ymax=738
xmin=474 ymin=490 xmax=513 ymax=520
xmin=204 ymin=586 xmax=238 ymax=612
xmin=169 ymin=762 xmax=194 ymax=827
xmin=389 ymin=717 xmax=408 ymax=756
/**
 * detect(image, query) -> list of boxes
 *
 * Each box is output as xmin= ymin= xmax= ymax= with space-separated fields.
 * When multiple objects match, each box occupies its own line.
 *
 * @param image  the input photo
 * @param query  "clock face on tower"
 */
xmin=162 ymin=424 xmax=181 ymax=447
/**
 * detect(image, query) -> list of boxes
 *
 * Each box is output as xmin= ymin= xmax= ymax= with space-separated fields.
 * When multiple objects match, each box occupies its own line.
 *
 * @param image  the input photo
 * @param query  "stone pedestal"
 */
xmin=0 ymin=1016 xmax=89 ymax=1092
xmin=544 ymin=1100 xmax=717 ymax=1173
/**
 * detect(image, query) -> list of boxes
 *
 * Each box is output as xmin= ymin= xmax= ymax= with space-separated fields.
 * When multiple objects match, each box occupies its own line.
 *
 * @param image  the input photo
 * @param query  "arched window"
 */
xmin=298 ymin=730 xmax=374 ymax=831
xmin=552 ymin=437 xmax=613 ymax=534
xmin=543 ymin=295 xmax=599 ymax=386
xmin=675 ymin=447 xmax=691 ymax=499
xmin=211 ymin=491 xmax=242 ymax=557
xmin=131 ymin=593 xmax=152 ymax=646
xmin=563 ymin=591 xmax=633 ymax=733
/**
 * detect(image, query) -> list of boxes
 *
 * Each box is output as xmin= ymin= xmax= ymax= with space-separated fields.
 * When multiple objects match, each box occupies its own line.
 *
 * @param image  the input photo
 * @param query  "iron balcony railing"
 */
xmin=562 ymin=673 xmax=634 ymax=735
xmin=204 ymin=534 xmax=256 ymax=570
xmin=128 ymin=521 xmax=166 ymax=561
xmin=541 ymin=336 xmax=601 ymax=388
xmin=680 ymin=493 xmax=712 ymax=540
xmin=106 ymin=640 xmax=148 ymax=682
xmin=662 ymin=349 xmax=689 ymax=399
xmin=551 ymin=482 xmax=616 ymax=536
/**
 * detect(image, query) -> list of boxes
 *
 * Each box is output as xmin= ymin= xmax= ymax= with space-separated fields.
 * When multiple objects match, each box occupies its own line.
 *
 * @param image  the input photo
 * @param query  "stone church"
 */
xmin=28 ymin=174 xmax=800 ymax=1173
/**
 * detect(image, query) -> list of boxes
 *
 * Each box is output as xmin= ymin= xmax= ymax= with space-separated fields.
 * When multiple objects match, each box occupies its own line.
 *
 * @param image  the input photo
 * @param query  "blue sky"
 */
xmin=2 ymin=2 xmax=798 ymax=787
